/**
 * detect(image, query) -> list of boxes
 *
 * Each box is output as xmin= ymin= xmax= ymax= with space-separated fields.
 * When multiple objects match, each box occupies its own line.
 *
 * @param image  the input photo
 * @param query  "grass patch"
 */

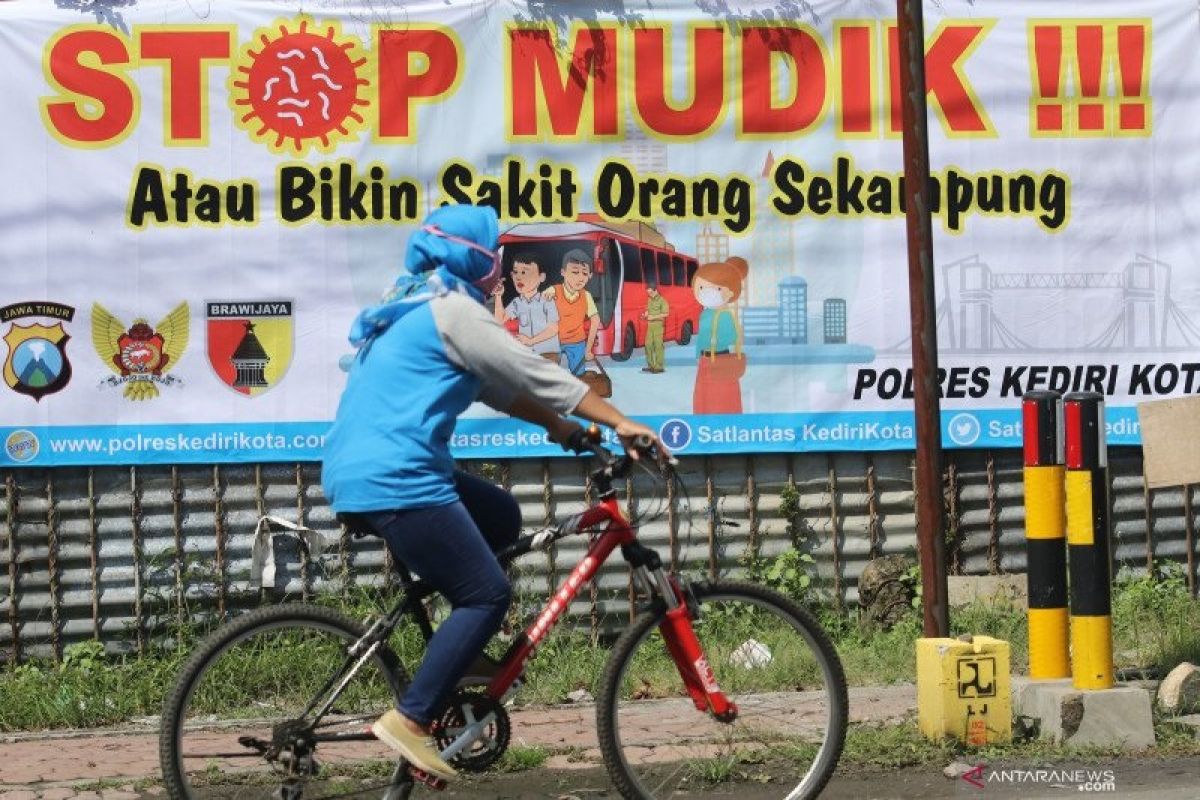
xmin=841 ymin=721 xmax=957 ymax=768
xmin=0 ymin=647 xmax=183 ymax=730
xmin=839 ymin=715 xmax=1200 ymax=774
xmin=687 ymin=753 xmax=741 ymax=784
xmin=830 ymin=560 xmax=1200 ymax=687
xmin=7 ymin=555 xmax=1200 ymax=733
xmin=495 ymin=744 xmax=549 ymax=772
xmin=1112 ymin=562 xmax=1200 ymax=671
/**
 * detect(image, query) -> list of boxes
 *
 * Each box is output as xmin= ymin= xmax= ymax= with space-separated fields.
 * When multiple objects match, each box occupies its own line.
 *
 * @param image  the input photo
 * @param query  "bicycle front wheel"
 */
xmin=159 ymin=603 xmax=408 ymax=800
xmin=596 ymin=580 xmax=848 ymax=800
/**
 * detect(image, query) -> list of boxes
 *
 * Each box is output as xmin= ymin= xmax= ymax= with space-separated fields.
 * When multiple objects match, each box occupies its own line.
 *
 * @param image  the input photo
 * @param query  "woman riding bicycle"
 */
xmin=321 ymin=204 xmax=661 ymax=781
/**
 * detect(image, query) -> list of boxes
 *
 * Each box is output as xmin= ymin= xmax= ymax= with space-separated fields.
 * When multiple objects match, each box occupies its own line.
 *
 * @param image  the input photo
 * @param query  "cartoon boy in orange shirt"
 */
xmin=543 ymin=248 xmax=599 ymax=375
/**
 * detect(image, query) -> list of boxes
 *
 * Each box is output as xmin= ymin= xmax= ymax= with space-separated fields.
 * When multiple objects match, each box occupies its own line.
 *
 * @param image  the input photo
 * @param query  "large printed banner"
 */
xmin=2 ymin=0 xmax=1199 ymax=465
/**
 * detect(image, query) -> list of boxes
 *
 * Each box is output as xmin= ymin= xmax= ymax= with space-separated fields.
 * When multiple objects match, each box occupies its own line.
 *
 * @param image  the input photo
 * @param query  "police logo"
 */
xmin=205 ymin=301 xmax=294 ymax=396
xmin=1 ymin=302 xmax=75 ymax=401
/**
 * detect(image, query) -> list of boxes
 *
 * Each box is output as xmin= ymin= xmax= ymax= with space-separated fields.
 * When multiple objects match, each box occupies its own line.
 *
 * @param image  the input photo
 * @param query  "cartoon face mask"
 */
xmin=420 ymin=224 xmax=503 ymax=296
xmin=697 ymin=286 xmax=726 ymax=309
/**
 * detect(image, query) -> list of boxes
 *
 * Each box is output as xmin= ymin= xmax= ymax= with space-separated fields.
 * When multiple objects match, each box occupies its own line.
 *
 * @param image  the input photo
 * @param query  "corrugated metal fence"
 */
xmin=2 ymin=448 xmax=1196 ymax=662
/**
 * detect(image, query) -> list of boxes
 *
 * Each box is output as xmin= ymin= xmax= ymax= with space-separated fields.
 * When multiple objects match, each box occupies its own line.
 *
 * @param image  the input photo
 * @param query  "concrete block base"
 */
xmin=1015 ymin=679 xmax=1155 ymax=749
xmin=947 ymin=574 xmax=1027 ymax=609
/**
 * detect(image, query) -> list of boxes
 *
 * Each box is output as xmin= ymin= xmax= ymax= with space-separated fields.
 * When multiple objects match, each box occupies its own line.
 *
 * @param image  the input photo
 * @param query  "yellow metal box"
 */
xmin=917 ymin=636 xmax=1012 ymax=745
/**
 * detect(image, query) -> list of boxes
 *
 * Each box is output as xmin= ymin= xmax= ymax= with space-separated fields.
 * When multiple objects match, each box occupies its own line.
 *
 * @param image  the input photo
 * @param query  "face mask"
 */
xmin=697 ymin=286 xmax=725 ymax=309
xmin=421 ymin=224 xmax=502 ymax=295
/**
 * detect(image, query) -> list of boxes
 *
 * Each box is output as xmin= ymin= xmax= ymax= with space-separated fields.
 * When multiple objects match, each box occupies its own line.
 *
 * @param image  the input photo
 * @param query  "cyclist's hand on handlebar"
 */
xmin=614 ymin=419 xmax=670 ymax=463
xmin=548 ymin=417 xmax=584 ymax=450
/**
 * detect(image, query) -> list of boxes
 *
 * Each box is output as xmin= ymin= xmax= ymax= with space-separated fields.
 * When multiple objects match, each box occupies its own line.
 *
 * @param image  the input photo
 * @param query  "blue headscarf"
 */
xmin=348 ymin=205 xmax=499 ymax=350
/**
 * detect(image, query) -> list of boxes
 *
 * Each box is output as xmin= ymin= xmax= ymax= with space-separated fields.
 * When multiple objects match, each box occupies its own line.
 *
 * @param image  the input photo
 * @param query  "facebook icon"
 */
xmin=658 ymin=418 xmax=692 ymax=450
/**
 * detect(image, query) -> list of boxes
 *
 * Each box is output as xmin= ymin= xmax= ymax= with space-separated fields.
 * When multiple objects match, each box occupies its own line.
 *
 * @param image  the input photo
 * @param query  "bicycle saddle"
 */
xmin=335 ymin=512 xmax=375 ymax=539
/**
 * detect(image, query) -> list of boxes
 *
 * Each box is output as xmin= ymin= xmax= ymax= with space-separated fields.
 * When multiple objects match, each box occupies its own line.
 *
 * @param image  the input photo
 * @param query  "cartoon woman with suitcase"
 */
xmin=692 ymin=256 xmax=748 ymax=414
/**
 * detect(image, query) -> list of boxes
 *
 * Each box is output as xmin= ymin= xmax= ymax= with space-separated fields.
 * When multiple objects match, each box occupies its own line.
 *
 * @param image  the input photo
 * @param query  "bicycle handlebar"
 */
xmin=563 ymin=426 xmax=659 ymax=477
xmin=494 ymin=428 xmax=672 ymax=565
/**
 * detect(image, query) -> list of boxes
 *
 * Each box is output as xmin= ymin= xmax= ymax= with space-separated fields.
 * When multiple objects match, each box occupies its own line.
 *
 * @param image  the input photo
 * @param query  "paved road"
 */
xmin=4 ymin=759 xmax=1200 ymax=799
xmin=0 ymin=685 xmax=914 ymax=797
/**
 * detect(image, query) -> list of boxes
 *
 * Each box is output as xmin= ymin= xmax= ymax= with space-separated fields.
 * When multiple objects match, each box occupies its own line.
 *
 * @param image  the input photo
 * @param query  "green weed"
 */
xmin=1112 ymin=561 xmax=1200 ymax=672
xmin=495 ymin=744 xmax=549 ymax=772
xmin=6 ymin=552 xmax=1200 ymax=733
xmin=687 ymin=753 xmax=741 ymax=784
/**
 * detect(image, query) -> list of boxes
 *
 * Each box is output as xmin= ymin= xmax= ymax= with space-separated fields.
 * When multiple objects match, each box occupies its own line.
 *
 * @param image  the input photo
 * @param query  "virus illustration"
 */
xmin=231 ymin=18 xmax=370 ymax=153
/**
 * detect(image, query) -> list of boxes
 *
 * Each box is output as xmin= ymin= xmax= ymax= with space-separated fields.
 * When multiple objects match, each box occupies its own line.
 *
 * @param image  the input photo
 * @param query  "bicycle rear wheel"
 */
xmin=159 ymin=603 xmax=408 ymax=800
xmin=596 ymin=580 xmax=848 ymax=800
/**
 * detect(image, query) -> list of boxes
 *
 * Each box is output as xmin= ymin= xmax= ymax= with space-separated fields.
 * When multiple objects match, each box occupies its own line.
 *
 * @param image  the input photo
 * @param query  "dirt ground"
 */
xmin=181 ymin=756 xmax=1200 ymax=799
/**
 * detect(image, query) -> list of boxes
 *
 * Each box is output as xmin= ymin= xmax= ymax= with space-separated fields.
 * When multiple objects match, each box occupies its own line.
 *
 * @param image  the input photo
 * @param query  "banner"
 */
xmin=1 ymin=0 xmax=1198 ymax=466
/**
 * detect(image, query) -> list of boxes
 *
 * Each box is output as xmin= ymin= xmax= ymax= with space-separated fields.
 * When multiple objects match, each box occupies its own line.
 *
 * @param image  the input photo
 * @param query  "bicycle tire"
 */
xmin=596 ymin=580 xmax=849 ymax=800
xmin=159 ymin=603 xmax=408 ymax=800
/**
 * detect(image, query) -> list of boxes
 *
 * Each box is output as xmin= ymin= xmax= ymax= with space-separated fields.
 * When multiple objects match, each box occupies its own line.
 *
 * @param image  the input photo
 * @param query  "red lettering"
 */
xmin=887 ymin=23 xmax=902 ymax=134
xmin=376 ymin=27 xmax=461 ymax=141
xmin=1074 ymin=25 xmax=1106 ymax=131
xmin=509 ymin=27 xmax=619 ymax=139
xmin=887 ymin=22 xmax=991 ymax=135
xmin=1116 ymin=23 xmax=1149 ymax=132
xmin=1031 ymin=24 xmax=1065 ymax=133
xmin=43 ymin=28 xmax=135 ymax=145
xmin=740 ymin=26 xmax=828 ymax=136
xmin=139 ymin=29 xmax=232 ymax=143
xmin=836 ymin=24 xmax=874 ymax=135
xmin=633 ymin=25 xmax=724 ymax=137
xmin=923 ymin=23 xmax=990 ymax=133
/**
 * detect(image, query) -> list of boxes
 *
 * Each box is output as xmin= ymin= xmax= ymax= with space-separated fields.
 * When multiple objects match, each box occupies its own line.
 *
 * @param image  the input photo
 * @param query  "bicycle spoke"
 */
xmin=598 ymin=581 xmax=847 ymax=800
xmin=161 ymin=605 xmax=405 ymax=800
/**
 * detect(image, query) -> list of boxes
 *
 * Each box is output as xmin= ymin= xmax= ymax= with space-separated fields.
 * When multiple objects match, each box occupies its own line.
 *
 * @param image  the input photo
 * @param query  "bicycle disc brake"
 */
xmin=431 ymin=690 xmax=510 ymax=772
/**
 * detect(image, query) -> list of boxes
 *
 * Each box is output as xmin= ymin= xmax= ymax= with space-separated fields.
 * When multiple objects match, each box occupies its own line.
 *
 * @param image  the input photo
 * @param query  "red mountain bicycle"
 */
xmin=159 ymin=429 xmax=848 ymax=799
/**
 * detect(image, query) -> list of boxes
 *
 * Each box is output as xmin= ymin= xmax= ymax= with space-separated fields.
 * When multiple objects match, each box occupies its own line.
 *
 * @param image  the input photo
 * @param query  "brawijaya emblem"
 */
xmin=206 ymin=301 xmax=294 ymax=397
xmin=92 ymin=302 xmax=190 ymax=401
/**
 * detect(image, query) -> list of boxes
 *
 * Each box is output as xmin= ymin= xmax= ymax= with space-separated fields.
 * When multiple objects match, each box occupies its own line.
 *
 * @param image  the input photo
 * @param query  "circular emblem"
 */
xmin=5 ymin=429 xmax=39 ymax=463
xmin=119 ymin=340 xmax=163 ymax=374
xmin=947 ymin=412 xmax=982 ymax=446
xmin=658 ymin=418 xmax=692 ymax=451
xmin=12 ymin=336 xmax=64 ymax=388
xmin=231 ymin=18 xmax=370 ymax=153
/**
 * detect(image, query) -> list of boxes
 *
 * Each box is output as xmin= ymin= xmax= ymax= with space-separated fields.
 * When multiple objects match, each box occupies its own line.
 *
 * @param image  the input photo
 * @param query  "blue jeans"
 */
xmin=363 ymin=471 xmax=519 ymax=726
xmin=562 ymin=340 xmax=587 ymax=375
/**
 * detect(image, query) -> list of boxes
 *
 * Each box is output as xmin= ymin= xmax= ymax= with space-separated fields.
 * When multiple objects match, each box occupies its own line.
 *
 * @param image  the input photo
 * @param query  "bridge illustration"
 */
xmin=888 ymin=254 xmax=1200 ymax=353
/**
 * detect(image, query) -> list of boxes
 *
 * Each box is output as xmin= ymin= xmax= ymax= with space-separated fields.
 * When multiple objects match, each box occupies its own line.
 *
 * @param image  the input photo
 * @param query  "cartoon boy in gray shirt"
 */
xmin=492 ymin=252 xmax=560 ymax=360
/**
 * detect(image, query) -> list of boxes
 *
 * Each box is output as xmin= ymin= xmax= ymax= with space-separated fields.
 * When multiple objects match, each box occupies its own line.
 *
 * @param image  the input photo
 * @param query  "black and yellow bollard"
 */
xmin=1063 ymin=391 xmax=1115 ymax=690
xmin=1022 ymin=390 xmax=1070 ymax=679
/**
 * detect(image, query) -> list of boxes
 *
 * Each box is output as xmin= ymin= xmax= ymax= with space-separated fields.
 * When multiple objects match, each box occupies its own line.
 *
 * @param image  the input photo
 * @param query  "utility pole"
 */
xmin=896 ymin=0 xmax=950 ymax=637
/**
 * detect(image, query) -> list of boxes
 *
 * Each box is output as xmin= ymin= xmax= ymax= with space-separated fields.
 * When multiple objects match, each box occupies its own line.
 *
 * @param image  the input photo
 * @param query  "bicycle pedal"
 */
xmin=407 ymin=766 xmax=447 ymax=790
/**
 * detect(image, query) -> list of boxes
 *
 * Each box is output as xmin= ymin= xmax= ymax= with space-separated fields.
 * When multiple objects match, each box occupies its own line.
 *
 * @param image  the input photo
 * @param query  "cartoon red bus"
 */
xmin=496 ymin=215 xmax=702 ymax=360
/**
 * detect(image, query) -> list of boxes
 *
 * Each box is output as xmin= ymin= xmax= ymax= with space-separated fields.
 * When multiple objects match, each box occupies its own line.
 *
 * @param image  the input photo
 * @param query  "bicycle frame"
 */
xmin=484 ymin=494 xmax=736 ymax=719
xmin=301 ymin=485 xmax=737 ymax=767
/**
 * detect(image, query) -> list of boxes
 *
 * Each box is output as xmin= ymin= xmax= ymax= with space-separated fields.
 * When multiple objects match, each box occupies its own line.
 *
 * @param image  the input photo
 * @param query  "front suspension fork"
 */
xmin=637 ymin=564 xmax=737 ymax=721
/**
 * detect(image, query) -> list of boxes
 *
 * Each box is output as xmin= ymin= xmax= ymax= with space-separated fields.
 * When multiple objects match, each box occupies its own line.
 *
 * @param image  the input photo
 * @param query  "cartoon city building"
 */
xmin=823 ymin=298 xmax=847 ymax=344
xmin=231 ymin=322 xmax=270 ymax=388
xmin=749 ymin=151 xmax=797 ymax=307
xmin=619 ymin=125 xmax=668 ymax=173
xmin=696 ymin=222 xmax=730 ymax=266
xmin=740 ymin=305 xmax=781 ymax=344
xmin=779 ymin=277 xmax=808 ymax=342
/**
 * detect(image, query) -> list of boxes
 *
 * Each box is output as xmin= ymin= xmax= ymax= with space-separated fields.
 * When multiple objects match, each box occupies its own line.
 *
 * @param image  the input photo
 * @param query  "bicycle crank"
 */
xmin=431 ymin=690 xmax=511 ymax=772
